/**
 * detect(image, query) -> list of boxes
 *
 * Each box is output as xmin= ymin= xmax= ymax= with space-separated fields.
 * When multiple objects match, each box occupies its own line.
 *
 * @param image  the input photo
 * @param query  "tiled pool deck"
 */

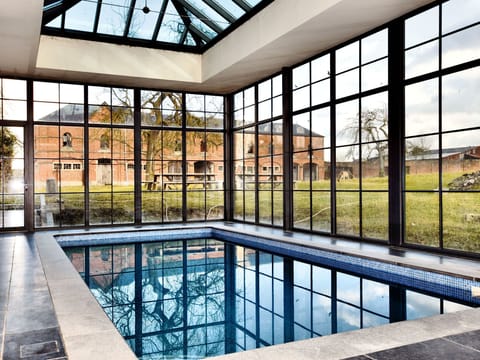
xmin=1 ymin=222 xmax=480 ymax=359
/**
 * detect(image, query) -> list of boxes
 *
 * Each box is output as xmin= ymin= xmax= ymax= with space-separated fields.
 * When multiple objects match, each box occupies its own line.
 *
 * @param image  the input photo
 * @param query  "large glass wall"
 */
xmin=286 ymin=27 xmax=389 ymax=240
xmin=232 ymin=75 xmax=283 ymax=226
xmin=403 ymin=0 xmax=480 ymax=252
xmin=32 ymin=82 xmax=224 ymax=228
xmin=231 ymin=0 xmax=479 ymax=254
xmin=2 ymin=0 xmax=480 ymax=255
xmin=0 ymin=79 xmax=26 ymax=229
xmin=292 ymin=54 xmax=331 ymax=233
xmin=185 ymin=94 xmax=224 ymax=221
xmin=34 ymin=81 xmax=87 ymax=227
xmin=233 ymin=86 xmax=257 ymax=222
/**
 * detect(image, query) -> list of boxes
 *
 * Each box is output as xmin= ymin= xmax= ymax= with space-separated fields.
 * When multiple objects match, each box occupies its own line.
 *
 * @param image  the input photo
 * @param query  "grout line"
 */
xmin=443 ymin=336 xmax=480 ymax=353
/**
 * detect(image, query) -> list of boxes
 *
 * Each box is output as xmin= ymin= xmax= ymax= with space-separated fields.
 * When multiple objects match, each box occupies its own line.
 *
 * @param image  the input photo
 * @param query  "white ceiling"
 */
xmin=0 ymin=0 xmax=434 ymax=94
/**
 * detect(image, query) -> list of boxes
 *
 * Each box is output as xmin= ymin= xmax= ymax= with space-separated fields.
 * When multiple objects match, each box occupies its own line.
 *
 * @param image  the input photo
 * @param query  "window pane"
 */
xmin=442 ymin=130 xmax=480 ymax=190
xmin=293 ymin=113 xmax=310 ymax=152
xmin=3 ymin=100 xmax=27 ymax=121
xmin=405 ymin=192 xmax=439 ymax=247
xmin=336 ymin=100 xmax=358 ymax=146
xmin=3 ymin=79 xmax=26 ymax=99
xmin=34 ymin=82 xmax=59 ymax=102
xmin=311 ymin=191 xmax=330 ymax=232
xmin=336 ymin=69 xmax=359 ymax=99
xmin=361 ymin=59 xmax=388 ymax=91
xmin=443 ymin=193 xmax=480 ymax=253
xmin=312 ymin=107 xmax=330 ymax=148
xmin=442 ymin=0 xmax=480 ymax=34
xmin=292 ymin=86 xmax=310 ymax=111
xmin=293 ymin=63 xmax=310 ymax=89
xmin=442 ymin=67 xmax=480 ymax=131
xmin=294 ymin=190 xmax=310 ymax=231
xmin=405 ymin=79 xmax=439 ymax=136
xmin=311 ymin=54 xmax=330 ymax=82
xmin=442 ymin=25 xmax=480 ymax=69
xmin=405 ymin=6 xmax=439 ymax=48
xmin=361 ymin=92 xmax=388 ymax=142
xmin=311 ymin=79 xmax=330 ymax=106
xmin=361 ymin=29 xmax=388 ymax=64
xmin=405 ymin=40 xmax=439 ymax=79
xmin=405 ymin=135 xmax=439 ymax=190
xmin=336 ymin=41 xmax=359 ymax=73
xmin=362 ymin=192 xmax=388 ymax=240
xmin=336 ymin=191 xmax=359 ymax=236
xmin=258 ymin=79 xmax=271 ymax=101
xmin=362 ymin=141 xmax=388 ymax=185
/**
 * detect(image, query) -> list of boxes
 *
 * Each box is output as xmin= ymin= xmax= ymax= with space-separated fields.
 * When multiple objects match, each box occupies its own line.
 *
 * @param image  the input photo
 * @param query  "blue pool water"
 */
xmin=59 ymin=229 xmax=479 ymax=360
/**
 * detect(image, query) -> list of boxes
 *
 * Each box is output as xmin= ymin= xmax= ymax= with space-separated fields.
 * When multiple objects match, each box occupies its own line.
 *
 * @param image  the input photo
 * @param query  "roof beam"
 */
xmin=93 ymin=0 xmax=103 ymax=33
xmin=203 ymin=0 xmax=236 ymax=24
xmin=174 ymin=0 xmax=223 ymax=34
xmin=171 ymin=0 xmax=204 ymax=46
xmin=188 ymin=23 xmax=212 ymax=43
xmin=42 ymin=0 xmax=82 ymax=25
xmin=123 ymin=0 xmax=137 ymax=37
xmin=231 ymin=0 xmax=252 ymax=13
xmin=152 ymin=0 xmax=169 ymax=41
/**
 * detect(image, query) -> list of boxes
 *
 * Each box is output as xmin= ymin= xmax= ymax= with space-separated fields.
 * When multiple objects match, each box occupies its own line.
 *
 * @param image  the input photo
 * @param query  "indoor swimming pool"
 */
xmin=57 ymin=228 xmax=480 ymax=360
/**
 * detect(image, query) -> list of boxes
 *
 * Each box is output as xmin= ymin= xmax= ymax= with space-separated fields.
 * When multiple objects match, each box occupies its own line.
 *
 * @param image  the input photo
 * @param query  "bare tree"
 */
xmin=340 ymin=105 xmax=388 ymax=177
xmin=406 ymin=138 xmax=431 ymax=158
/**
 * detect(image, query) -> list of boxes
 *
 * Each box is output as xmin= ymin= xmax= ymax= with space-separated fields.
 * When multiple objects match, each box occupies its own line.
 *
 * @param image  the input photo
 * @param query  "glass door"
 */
xmin=0 ymin=126 xmax=25 ymax=229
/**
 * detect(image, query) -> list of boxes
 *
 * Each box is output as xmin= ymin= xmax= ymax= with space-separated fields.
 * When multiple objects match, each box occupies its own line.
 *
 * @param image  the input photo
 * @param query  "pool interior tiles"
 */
xmin=2 ymin=223 xmax=480 ymax=359
xmin=56 ymin=225 xmax=480 ymax=306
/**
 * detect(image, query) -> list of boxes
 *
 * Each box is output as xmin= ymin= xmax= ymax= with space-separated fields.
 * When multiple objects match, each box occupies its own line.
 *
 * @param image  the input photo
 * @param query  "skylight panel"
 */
xmin=97 ymin=0 xmax=130 ymax=36
xmin=128 ymin=1 xmax=164 ymax=39
xmin=188 ymin=11 xmax=218 ymax=39
xmin=245 ymin=0 xmax=263 ymax=7
xmin=186 ymin=0 xmax=230 ymax=30
xmin=64 ymin=0 xmax=97 ymax=32
xmin=46 ymin=15 xmax=62 ymax=29
xmin=42 ymin=0 xmax=273 ymax=51
xmin=156 ymin=1 xmax=185 ymax=44
xmin=219 ymin=1 xmax=246 ymax=18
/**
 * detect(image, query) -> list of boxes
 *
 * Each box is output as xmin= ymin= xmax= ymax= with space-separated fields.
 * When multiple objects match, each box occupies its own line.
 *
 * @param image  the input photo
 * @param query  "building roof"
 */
xmin=405 ymin=146 xmax=480 ymax=161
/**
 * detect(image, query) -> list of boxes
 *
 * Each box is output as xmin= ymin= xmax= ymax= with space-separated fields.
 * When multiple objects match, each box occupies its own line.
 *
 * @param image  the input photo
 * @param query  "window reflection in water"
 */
xmin=64 ymin=239 xmax=474 ymax=359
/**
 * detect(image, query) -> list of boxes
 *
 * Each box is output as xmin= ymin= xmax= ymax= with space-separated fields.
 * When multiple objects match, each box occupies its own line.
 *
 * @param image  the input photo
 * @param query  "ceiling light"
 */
xmin=142 ymin=0 xmax=150 ymax=14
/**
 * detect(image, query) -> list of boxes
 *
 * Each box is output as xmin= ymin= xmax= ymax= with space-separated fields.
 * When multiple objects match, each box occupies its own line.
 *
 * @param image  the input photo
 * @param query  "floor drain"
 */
xmin=20 ymin=341 xmax=59 ymax=358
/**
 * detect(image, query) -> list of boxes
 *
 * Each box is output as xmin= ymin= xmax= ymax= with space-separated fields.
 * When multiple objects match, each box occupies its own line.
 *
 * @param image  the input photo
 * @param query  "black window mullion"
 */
xmin=438 ymin=4 xmax=444 ymax=249
xmin=123 ymin=0 xmax=137 ymax=38
xmin=25 ymin=80 xmax=35 ymax=231
xmin=388 ymin=19 xmax=405 ymax=246
xmin=331 ymin=52 xmax=337 ymax=235
xmin=84 ymin=85 xmax=90 ymax=227
xmin=282 ymin=67 xmax=293 ymax=231
xmin=181 ymin=92 xmax=187 ymax=222
xmin=254 ymin=86 xmax=259 ymax=225
xmin=133 ymin=88 xmax=142 ymax=225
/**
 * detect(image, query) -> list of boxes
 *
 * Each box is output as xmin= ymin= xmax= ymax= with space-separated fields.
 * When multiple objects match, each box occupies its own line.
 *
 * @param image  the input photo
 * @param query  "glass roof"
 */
xmin=42 ymin=0 xmax=273 ymax=53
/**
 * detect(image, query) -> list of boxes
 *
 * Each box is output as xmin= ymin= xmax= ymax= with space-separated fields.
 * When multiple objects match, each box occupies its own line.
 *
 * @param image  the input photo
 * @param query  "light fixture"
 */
xmin=142 ymin=0 xmax=150 ymax=14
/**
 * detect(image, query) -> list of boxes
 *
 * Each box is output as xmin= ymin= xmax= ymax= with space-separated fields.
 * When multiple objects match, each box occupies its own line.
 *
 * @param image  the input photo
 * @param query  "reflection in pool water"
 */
xmin=64 ymin=238 xmax=474 ymax=360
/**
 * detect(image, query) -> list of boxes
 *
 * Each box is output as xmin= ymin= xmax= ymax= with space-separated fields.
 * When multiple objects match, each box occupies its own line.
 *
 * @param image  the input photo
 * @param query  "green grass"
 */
xmin=34 ymin=171 xmax=480 ymax=253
